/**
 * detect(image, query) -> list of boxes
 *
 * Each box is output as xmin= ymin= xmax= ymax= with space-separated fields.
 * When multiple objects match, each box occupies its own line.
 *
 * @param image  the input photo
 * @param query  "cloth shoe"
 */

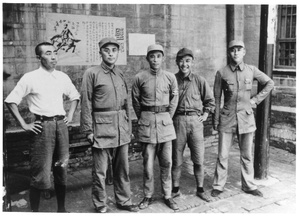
xmin=116 ymin=204 xmax=139 ymax=212
xmin=211 ymin=189 xmax=223 ymax=197
xmin=95 ymin=206 xmax=107 ymax=213
xmin=244 ymin=189 xmax=263 ymax=197
xmin=171 ymin=190 xmax=181 ymax=198
xmin=139 ymin=197 xmax=154 ymax=209
xmin=164 ymin=198 xmax=179 ymax=210
xmin=196 ymin=191 xmax=212 ymax=202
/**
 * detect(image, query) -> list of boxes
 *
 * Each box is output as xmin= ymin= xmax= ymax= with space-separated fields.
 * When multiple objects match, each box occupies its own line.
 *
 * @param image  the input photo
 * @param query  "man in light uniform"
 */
xmin=132 ymin=44 xmax=179 ymax=210
xmin=212 ymin=40 xmax=274 ymax=197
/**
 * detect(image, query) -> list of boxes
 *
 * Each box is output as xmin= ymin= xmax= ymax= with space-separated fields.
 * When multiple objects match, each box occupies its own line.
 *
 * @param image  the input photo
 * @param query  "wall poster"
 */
xmin=46 ymin=13 xmax=126 ymax=65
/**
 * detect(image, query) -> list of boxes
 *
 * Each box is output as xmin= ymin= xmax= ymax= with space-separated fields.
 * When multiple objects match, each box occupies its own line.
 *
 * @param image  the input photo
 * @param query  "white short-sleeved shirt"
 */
xmin=5 ymin=67 xmax=80 ymax=117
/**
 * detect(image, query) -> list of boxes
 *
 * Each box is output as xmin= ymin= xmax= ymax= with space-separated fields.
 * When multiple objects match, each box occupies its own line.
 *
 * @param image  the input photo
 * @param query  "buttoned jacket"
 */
xmin=131 ymin=68 xmax=178 ymax=144
xmin=80 ymin=62 xmax=131 ymax=148
xmin=213 ymin=62 xmax=274 ymax=134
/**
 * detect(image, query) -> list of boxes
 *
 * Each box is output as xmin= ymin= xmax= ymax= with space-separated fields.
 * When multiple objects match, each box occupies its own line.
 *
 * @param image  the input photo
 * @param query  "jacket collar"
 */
xmin=230 ymin=61 xmax=245 ymax=72
xmin=178 ymin=71 xmax=193 ymax=81
xmin=101 ymin=61 xmax=115 ymax=74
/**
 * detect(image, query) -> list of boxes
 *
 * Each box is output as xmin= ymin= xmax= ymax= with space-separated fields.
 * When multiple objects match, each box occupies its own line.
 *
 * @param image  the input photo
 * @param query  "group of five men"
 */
xmin=5 ymin=37 xmax=274 ymax=213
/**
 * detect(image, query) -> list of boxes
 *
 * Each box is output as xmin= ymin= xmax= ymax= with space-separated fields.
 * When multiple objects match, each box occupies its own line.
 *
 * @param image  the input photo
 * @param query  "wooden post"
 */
xmin=254 ymin=5 xmax=274 ymax=179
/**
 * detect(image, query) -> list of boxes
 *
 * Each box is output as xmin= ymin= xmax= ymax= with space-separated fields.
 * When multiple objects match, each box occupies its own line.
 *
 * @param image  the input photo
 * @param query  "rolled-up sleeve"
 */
xmin=64 ymin=76 xmax=80 ymax=101
xmin=4 ymin=75 xmax=30 ymax=105
xmin=80 ymin=70 xmax=94 ymax=134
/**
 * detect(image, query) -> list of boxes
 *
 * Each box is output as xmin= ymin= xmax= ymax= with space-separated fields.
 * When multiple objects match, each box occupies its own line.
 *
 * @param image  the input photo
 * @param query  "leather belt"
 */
xmin=35 ymin=114 xmax=65 ymax=121
xmin=141 ymin=105 xmax=169 ymax=113
xmin=93 ymin=104 xmax=126 ymax=112
xmin=175 ymin=111 xmax=199 ymax=116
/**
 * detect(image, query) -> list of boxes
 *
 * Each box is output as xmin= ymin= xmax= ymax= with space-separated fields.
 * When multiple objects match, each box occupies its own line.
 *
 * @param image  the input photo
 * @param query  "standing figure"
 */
xmin=211 ymin=40 xmax=274 ymax=197
xmin=80 ymin=37 xmax=139 ymax=213
xmin=171 ymin=48 xmax=215 ymax=202
xmin=5 ymin=42 xmax=80 ymax=212
xmin=132 ymin=44 xmax=179 ymax=210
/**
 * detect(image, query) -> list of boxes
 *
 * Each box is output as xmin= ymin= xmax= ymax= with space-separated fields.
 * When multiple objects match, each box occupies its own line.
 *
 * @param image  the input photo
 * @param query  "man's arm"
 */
xmin=64 ymin=99 xmax=79 ymax=125
xmin=168 ymin=74 xmax=179 ymax=118
xmin=5 ymin=102 xmax=42 ymax=134
xmin=131 ymin=75 xmax=141 ymax=120
xmin=199 ymin=77 xmax=215 ymax=122
xmin=212 ymin=71 xmax=222 ymax=130
xmin=251 ymin=67 xmax=275 ymax=105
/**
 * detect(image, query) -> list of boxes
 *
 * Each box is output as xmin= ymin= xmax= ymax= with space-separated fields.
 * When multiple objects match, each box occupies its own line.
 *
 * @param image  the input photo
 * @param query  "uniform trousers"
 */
xmin=212 ymin=131 xmax=257 ymax=192
xmin=92 ymin=144 xmax=132 ymax=208
xmin=172 ymin=115 xmax=205 ymax=188
xmin=141 ymin=142 xmax=172 ymax=199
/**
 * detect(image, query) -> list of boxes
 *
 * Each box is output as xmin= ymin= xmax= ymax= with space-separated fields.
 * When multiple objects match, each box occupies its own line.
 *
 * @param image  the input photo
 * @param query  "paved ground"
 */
xmin=5 ymin=144 xmax=297 ymax=215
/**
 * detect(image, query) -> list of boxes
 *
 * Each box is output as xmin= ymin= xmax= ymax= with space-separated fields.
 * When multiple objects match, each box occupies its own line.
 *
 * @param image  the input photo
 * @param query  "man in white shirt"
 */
xmin=5 ymin=42 xmax=80 ymax=212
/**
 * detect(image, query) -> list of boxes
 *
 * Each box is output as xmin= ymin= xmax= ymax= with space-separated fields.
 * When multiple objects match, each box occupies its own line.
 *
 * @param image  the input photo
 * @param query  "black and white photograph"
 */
xmin=1 ymin=0 xmax=298 ymax=217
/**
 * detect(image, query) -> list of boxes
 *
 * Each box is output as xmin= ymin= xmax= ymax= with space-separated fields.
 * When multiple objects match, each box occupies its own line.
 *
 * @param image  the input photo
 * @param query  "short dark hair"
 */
xmin=35 ymin=42 xmax=54 ymax=56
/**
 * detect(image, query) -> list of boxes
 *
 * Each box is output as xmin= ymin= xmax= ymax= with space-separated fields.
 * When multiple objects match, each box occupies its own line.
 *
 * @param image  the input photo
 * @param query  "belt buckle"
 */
xmin=53 ymin=116 xmax=57 ymax=121
xmin=184 ymin=111 xmax=188 ymax=115
xmin=155 ymin=106 xmax=159 ymax=113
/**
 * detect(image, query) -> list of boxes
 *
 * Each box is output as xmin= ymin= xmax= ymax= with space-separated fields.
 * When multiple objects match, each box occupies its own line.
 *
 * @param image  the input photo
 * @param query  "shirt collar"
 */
xmin=101 ymin=61 xmax=115 ymax=74
xmin=150 ymin=67 xmax=162 ymax=75
xmin=178 ymin=71 xmax=192 ymax=81
xmin=38 ymin=66 xmax=59 ymax=78
xmin=230 ymin=62 xmax=245 ymax=72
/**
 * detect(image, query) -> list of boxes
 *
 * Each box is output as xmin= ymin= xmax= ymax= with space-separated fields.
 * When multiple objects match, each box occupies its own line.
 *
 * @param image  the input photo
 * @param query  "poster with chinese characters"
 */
xmin=46 ymin=13 xmax=126 ymax=65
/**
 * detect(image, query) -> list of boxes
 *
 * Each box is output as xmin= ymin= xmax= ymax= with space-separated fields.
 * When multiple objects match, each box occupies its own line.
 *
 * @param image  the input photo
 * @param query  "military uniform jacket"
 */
xmin=213 ymin=62 xmax=274 ymax=134
xmin=80 ymin=62 xmax=131 ymax=148
xmin=131 ymin=68 xmax=178 ymax=144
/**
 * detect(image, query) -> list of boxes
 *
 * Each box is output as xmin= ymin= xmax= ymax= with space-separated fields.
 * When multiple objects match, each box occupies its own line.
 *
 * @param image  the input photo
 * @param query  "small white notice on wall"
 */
xmin=129 ymin=33 xmax=156 ymax=55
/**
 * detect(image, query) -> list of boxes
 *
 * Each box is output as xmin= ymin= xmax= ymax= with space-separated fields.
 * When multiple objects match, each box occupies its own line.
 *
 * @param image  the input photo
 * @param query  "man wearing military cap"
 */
xmin=132 ymin=44 xmax=179 ymax=210
xmin=171 ymin=48 xmax=215 ymax=202
xmin=80 ymin=37 xmax=138 ymax=213
xmin=211 ymin=39 xmax=274 ymax=198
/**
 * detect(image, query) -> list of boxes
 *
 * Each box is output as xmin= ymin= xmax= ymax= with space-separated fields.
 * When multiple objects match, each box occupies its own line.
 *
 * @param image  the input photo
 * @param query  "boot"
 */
xmin=54 ymin=183 xmax=68 ymax=212
xmin=29 ymin=186 xmax=41 ymax=212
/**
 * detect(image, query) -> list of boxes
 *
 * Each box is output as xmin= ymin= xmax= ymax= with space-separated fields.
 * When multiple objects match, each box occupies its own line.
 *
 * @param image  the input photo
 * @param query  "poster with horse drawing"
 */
xmin=46 ymin=13 xmax=127 ymax=65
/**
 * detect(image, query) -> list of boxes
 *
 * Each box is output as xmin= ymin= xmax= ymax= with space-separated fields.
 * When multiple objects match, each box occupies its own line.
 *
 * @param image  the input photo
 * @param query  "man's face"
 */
xmin=38 ymin=45 xmax=58 ymax=71
xmin=147 ymin=51 xmax=164 ymax=70
xmin=100 ymin=44 xmax=119 ymax=67
xmin=229 ymin=46 xmax=246 ymax=64
xmin=177 ymin=55 xmax=193 ymax=74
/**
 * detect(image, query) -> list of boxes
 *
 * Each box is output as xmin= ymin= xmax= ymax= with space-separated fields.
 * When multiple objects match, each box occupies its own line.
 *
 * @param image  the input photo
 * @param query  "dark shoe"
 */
xmin=116 ymin=204 xmax=139 ymax=212
xmin=164 ymin=198 xmax=179 ymax=211
xmin=196 ymin=191 xmax=212 ymax=202
xmin=139 ymin=197 xmax=154 ymax=209
xmin=171 ymin=190 xmax=181 ymax=198
xmin=211 ymin=189 xmax=223 ymax=197
xmin=95 ymin=206 xmax=107 ymax=213
xmin=244 ymin=189 xmax=263 ymax=197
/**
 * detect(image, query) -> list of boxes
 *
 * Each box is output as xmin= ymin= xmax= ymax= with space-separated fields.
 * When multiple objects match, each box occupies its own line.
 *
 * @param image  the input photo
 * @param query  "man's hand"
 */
xmin=87 ymin=133 xmax=94 ymax=145
xmin=22 ymin=121 xmax=43 ymax=134
xmin=63 ymin=114 xmax=73 ymax=126
xmin=198 ymin=112 xmax=208 ymax=123
xmin=250 ymin=99 xmax=256 ymax=108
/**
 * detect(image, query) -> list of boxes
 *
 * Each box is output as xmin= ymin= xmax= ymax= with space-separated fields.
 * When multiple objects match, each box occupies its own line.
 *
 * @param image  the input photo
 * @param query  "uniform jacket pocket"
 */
xmin=94 ymin=114 xmax=117 ymax=138
xmin=138 ymin=118 xmax=151 ymax=138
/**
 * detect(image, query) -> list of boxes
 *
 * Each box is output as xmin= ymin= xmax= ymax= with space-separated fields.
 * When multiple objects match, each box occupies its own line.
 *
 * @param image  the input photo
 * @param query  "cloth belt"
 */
xmin=141 ymin=105 xmax=169 ymax=113
xmin=93 ymin=104 xmax=126 ymax=112
xmin=175 ymin=111 xmax=199 ymax=116
xmin=35 ymin=114 xmax=65 ymax=121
